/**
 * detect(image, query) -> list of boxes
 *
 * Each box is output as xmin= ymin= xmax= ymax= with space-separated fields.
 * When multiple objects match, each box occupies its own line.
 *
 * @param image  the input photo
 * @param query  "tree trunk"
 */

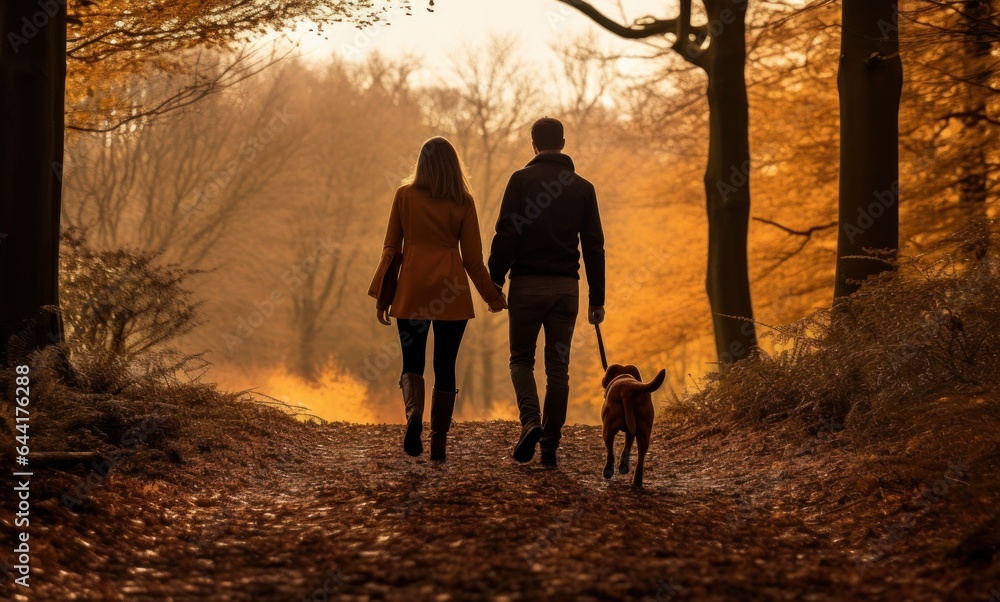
xmin=957 ymin=0 xmax=993 ymax=254
xmin=298 ymin=318 xmax=319 ymax=381
xmin=833 ymin=0 xmax=902 ymax=299
xmin=0 ymin=0 xmax=66 ymax=365
xmin=474 ymin=156 xmax=502 ymax=410
xmin=703 ymin=0 xmax=757 ymax=363
xmin=556 ymin=0 xmax=758 ymax=364
xmin=459 ymin=361 xmax=475 ymax=417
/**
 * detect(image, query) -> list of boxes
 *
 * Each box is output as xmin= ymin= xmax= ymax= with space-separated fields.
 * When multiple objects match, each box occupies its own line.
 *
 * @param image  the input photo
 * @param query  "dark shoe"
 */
xmin=513 ymin=424 xmax=542 ymax=463
xmin=540 ymin=449 xmax=557 ymax=468
xmin=399 ymin=373 xmax=425 ymax=457
xmin=430 ymin=388 xmax=457 ymax=461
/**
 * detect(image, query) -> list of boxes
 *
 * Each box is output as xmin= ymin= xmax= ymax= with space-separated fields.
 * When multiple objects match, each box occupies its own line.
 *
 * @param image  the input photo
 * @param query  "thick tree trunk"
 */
xmin=703 ymin=0 xmax=757 ymax=363
xmin=557 ymin=0 xmax=758 ymax=365
xmin=0 ymin=0 xmax=66 ymax=364
xmin=956 ymin=0 xmax=993 ymax=240
xmin=833 ymin=0 xmax=902 ymax=299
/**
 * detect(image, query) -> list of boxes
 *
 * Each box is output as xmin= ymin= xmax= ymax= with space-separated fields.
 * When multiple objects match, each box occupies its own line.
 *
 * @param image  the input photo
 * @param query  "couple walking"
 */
xmin=368 ymin=118 xmax=605 ymax=466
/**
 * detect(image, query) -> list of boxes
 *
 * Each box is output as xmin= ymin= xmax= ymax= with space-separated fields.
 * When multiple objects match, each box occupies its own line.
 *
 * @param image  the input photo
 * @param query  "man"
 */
xmin=488 ymin=117 xmax=606 ymax=467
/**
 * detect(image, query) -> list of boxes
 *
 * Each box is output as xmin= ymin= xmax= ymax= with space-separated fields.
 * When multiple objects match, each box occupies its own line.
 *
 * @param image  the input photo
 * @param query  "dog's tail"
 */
xmin=636 ymin=369 xmax=667 ymax=394
xmin=623 ymin=370 xmax=666 ymax=434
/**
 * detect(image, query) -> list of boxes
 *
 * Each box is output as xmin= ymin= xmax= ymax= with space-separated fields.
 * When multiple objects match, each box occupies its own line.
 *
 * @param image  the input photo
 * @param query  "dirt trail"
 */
xmin=4 ymin=420 xmax=996 ymax=601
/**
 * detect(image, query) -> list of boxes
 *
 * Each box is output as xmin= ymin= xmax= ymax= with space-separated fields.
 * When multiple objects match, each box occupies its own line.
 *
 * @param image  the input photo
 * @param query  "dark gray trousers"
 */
xmin=507 ymin=275 xmax=579 ymax=452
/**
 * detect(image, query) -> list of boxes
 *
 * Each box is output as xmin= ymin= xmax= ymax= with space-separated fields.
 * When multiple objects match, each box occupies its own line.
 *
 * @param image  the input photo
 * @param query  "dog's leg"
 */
xmin=633 ymin=427 xmax=650 ymax=488
xmin=619 ymin=431 xmax=633 ymax=474
xmin=603 ymin=427 xmax=616 ymax=479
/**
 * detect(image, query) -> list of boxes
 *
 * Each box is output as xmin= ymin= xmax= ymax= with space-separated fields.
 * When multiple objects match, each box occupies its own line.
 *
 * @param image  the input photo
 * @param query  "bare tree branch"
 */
xmin=672 ymin=0 xmax=710 ymax=68
xmin=753 ymin=218 xmax=837 ymax=280
xmin=556 ymin=0 xmax=711 ymax=68
xmin=555 ymin=0 xmax=683 ymax=39
xmin=753 ymin=217 xmax=838 ymax=237
xmin=68 ymin=44 xmax=294 ymax=133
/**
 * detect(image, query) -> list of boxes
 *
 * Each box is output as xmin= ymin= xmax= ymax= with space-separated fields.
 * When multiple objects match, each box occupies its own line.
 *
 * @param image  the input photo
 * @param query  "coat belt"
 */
xmin=404 ymin=241 xmax=459 ymax=249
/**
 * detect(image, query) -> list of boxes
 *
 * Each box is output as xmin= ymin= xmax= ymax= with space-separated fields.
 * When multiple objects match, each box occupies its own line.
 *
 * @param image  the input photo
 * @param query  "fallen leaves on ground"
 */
xmin=1 ymin=419 xmax=997 ymax=601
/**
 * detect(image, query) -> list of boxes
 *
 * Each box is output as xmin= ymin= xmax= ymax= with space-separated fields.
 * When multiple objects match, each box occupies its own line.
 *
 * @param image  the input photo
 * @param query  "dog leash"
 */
xmin=595 ymin=323 xmax=609 ymax=371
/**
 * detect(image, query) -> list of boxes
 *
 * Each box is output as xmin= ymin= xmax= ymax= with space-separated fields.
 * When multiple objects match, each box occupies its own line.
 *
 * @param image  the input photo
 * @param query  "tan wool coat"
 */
xmin=368 ymin=184 xmax=502 ymax=321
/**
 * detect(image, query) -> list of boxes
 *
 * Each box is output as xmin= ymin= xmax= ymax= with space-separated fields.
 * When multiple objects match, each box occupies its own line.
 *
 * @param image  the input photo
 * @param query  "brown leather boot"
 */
xmin=399 ymin=373 xmax=425 ymax=457
xmin=429 ymin=388 xmax=457 ymax=461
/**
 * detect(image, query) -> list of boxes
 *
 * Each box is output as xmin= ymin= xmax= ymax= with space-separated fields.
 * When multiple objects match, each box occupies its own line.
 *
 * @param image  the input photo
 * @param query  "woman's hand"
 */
xmin=488 ymin=293 xmax=507 ymax=313
xmin=377 ymin=308 xmax=392 ymax=325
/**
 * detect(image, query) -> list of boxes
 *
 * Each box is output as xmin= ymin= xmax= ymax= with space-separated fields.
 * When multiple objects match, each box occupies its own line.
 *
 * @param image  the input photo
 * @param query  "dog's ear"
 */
xmin=623 ymin=364 xmax=642 ymax=382
xmin=602 ymin=364 xmax=633 ymax=389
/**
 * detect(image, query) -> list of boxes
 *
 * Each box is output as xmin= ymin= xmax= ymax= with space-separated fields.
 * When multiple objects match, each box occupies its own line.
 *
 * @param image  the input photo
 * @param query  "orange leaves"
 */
xmin=65 ymin=0 xmax=391 ymax=130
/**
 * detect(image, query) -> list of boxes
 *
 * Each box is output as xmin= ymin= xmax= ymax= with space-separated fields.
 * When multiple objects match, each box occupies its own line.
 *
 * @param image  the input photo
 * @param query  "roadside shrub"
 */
xmin=687 ymin=222 xmax=1000 ymax=476
xmin=59 ymin=229 xmax=204 ymax=392
xmin=0 ymin=232 xmax=304 ymax=476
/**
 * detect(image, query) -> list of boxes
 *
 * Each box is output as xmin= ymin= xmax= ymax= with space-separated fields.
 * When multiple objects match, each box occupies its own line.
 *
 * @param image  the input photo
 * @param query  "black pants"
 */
xmin=397 ymin=319 xmax=468 ymax=392
xmin=507 ymin=276 xmax=579 ymax=452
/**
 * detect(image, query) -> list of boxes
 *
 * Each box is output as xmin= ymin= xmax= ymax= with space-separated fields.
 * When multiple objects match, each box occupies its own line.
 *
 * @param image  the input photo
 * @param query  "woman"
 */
xmin=368 ymin=137 xmax=506 ymax=461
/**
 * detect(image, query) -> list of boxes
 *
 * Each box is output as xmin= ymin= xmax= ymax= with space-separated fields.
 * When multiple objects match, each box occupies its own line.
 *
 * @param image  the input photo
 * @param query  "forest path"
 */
xmin=15 ymin=420 xmax=990 ymax=601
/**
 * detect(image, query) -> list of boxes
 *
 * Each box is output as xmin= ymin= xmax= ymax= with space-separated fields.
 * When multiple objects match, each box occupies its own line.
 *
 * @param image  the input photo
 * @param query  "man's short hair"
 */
xmin=531 ymin=117 xmax=564 ymax=152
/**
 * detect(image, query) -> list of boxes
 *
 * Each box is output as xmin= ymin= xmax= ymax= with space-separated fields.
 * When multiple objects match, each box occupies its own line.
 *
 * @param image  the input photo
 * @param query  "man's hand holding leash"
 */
xmin=588 ymin=305 xmax=605 ymax=325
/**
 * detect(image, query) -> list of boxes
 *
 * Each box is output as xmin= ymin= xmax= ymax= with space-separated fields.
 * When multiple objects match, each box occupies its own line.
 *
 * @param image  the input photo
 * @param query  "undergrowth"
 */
xmin=680 ymin=222 xmax=1000 ymax=482
xmin=0 ymin=232 xmax=314 ymax=484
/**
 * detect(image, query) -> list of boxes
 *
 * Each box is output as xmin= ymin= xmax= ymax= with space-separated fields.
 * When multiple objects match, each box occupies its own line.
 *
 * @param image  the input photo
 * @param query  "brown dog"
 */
xmin=600 ymin=364 xmax=667 ymax=487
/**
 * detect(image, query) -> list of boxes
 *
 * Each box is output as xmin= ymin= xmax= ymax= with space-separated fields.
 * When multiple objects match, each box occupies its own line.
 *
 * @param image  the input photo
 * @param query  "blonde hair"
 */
xmin=405 ymin=137 xmax=473 ymax=204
